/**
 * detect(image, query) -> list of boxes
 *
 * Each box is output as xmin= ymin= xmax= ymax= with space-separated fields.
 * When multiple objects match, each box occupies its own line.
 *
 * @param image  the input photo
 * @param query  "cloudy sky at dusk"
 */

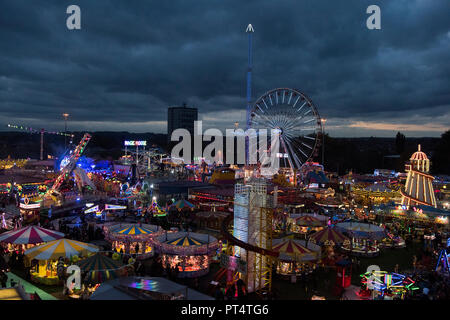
xmin=0 ymin=0 xmax=449 ymax=137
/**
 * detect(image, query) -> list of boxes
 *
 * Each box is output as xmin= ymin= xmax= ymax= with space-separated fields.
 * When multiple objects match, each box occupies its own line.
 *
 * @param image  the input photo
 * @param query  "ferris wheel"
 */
xmin=249 ymin=88 xmax=323 ymax=171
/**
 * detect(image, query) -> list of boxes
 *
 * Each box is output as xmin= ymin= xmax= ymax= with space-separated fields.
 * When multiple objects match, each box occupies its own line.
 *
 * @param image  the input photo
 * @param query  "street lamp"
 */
xmin=62 ymin=113 xmax=70 ymax=150
xmin=321 ymin=118 xmax=327 ymax=166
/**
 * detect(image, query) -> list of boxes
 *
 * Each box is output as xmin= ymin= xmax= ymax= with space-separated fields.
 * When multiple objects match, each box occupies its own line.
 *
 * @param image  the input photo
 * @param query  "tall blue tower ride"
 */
xmin=245 ymin=24 xmax=254 ymax=166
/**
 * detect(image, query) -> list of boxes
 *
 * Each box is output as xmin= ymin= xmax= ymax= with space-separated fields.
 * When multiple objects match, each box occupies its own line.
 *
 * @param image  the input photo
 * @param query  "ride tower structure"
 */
xmin=44 ymin=133 xmax=91 ymax=205
xmin=400 ymin=145 xmax=437 ymax=208
xmin=245 ymin=24 xmax=254 ymax=167
xmin=233 ymin=178 xmax=274 ymax=293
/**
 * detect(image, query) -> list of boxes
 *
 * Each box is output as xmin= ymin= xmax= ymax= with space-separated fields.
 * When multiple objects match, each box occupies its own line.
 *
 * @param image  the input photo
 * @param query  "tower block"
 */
xmin=401 ymin=144 xmax=437 ymax=208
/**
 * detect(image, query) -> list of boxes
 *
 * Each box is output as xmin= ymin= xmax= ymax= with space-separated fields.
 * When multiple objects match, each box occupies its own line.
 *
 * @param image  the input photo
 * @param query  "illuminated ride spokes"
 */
xmin=249 ymin=88 xmax=323 ymax=172
xmin=46 ymin=133 xmax=92 ymax=198
xmin=360 ymin=270 xmax=419 ymax=298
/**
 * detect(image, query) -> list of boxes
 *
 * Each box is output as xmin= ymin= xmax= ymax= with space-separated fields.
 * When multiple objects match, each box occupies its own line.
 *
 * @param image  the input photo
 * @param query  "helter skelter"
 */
xmin=400 ymin=144 xmax=437 ymax=208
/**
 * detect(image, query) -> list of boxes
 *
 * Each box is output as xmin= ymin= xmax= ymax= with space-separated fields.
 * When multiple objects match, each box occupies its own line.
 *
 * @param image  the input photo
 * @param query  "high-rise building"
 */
xmin=167 ymin=104 xmax=198 ymax=142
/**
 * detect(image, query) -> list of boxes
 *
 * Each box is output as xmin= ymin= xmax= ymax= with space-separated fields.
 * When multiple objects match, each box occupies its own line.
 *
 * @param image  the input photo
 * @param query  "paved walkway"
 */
xmin=6 ymin=272 xmax=58 ymax=300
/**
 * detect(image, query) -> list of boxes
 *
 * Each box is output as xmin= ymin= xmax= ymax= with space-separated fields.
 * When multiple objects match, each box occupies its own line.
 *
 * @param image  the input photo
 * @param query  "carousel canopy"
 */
xmin=309 ymin=227 xmax=348 ymax=245
xmin=25 ymin=239 xmax=99 ymax=260
xmin=363 ymin=183 xmax=393 ymax=193
xmin=272 ymin=238 xmax=321 ymax=262
xmin=166 ymin=236 xmax=204 ymax=247
xmin=170 ymin=199 xmax=195 ymax=210
xmin=335 ymin=222 xmax=386 ymax=240
xmin=111 ymin=225 xmax=154 ymax=235
xmin=294 ymin=215 xmax=326 ymax=227
xmin=77 ymin=253 xmax=124 ymax=284
xmin=0 ymin=226 xmax=64 ymax=245
xmin=272 ymin=239 xmax=313 ymax=255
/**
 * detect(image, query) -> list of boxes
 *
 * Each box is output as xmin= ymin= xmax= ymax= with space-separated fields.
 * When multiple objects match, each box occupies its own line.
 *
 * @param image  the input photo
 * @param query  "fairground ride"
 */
xmin=249 ymin=88 xmax=323 ymax=176
xmin=43 ymin=133 xmax=92 ymax=206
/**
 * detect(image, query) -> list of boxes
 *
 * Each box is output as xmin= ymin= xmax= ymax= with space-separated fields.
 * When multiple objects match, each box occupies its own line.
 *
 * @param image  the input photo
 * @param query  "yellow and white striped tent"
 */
xmin=25 ymin=238 xmax=99 ymax=260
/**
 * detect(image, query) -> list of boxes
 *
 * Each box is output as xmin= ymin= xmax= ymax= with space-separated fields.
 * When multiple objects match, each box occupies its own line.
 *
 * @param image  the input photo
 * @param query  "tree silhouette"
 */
xmin=432 ymin=130 xmax=450 ymax=175
xmin=395 ymin=132 xmax=406 ymax=154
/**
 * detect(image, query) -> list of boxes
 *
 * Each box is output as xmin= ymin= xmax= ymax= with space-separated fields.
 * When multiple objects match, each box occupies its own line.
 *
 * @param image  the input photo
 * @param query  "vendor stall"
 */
xmin=153 ymin=232 xmax=219 ymax=278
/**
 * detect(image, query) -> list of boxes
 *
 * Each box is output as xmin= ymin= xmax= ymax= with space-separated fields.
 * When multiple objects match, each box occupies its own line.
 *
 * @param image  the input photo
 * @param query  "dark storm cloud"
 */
xmin=0 ymin=0 xmax=449 ymax=136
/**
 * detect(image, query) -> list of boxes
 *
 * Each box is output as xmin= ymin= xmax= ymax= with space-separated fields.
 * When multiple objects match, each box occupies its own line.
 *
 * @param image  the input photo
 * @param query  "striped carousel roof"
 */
xmin=77 ymin=253 xmax=124 ymax=284
xmin=25 ymin=239 xmax=99 ymax=260
xmin=272 ymin=239 xmax=313 ymax=255
xmin=309 ymin=228 xmax=348 ymax=245
xmin=295 ymin=215 xmax=325 ymax=227
xmin=335 ymin=222 xmax=386 ymax=240
xmin=111 ymin=225 xmax=154 ymax=235
xmin=165 ymin=236 xmax=204 ymax=247
xmin=170 ymin=199 xmax=195 ymax=210
xmin=0 ymin=226 xmax=64 ymax=244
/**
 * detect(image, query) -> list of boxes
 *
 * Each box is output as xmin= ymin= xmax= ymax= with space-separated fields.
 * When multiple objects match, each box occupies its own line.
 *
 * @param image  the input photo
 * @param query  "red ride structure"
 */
xmin=46 ymin=133 xmax=91 ymax=199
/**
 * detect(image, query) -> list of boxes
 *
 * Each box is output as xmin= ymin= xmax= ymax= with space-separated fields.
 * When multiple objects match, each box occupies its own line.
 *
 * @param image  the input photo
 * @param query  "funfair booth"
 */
xmin=104 ymin=223 xmax=163 ymax=259
xmin=153 ymin=232 xmax=219 ymax=278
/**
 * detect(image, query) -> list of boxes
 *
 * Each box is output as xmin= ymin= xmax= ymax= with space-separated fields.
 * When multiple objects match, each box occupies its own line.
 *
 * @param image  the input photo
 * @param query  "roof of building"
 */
xmin=410 ymin=144 xmax=428 ymax=161
xmin=90 ymin=276 xmax=213 ymax=300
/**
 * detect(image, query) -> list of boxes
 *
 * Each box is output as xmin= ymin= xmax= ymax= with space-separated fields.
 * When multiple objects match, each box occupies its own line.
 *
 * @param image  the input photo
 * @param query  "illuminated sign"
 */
xmin=124 ymin=141 xmax=147 ymax=146
xmin=276 ymin=153 xmax=289 ymax=158
xmin=19 ymin=203 xmax=40 ymax=209
xmin=105 ymin=204 xmax=127 ymax=210
xmin=84 ymin=205 xmax=99 ymax=214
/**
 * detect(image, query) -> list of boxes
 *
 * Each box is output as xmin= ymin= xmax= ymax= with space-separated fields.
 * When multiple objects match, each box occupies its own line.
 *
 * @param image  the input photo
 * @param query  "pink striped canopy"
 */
xmin=0 ymin=226 xmax=64 ymax=244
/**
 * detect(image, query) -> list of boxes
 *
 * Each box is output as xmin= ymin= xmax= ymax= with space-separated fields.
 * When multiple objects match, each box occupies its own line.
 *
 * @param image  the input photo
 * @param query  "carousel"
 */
xmin=336 ymin=222 xmax=387 ymax=257
xmin=0 ymin=225 xmax=64 ymax=253
xmin=76 ymin=252 xmax=132 ymax=285
xmin=287 ymin=214 xmax=328 ymax=235
xmin=24 ymin=239 xmax=99 ymax=285
xmin=104 ymin=223 xmax=163 ymax=259
xmin=170 ymin=199 xmax=195 ymax=212
xmin=153 ymin=232 xmax=219 ymax=278
xmin=272 ymin=238 xmax=321 ymax=277
xmin=308 ymin=227 xmax=349 ymax=262
xmin=353 ymin=183 xmax=401 ymax=205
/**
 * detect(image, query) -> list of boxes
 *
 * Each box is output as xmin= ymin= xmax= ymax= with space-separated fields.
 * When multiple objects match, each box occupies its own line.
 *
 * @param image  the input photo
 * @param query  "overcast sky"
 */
xmin=0 ymin=0 xmax=449 ymax=137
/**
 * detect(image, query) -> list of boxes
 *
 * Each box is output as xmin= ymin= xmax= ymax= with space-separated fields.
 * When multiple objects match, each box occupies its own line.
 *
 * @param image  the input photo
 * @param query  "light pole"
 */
xmin=62 ymin=113 xmax=69 ymax=150
xmin=321 ymin=118 xmax=327 ymax=166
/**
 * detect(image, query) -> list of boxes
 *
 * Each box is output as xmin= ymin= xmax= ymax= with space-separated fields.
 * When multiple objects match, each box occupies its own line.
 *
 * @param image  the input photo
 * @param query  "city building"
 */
xmin=167 ymin=104 xmax=198 ymax=143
